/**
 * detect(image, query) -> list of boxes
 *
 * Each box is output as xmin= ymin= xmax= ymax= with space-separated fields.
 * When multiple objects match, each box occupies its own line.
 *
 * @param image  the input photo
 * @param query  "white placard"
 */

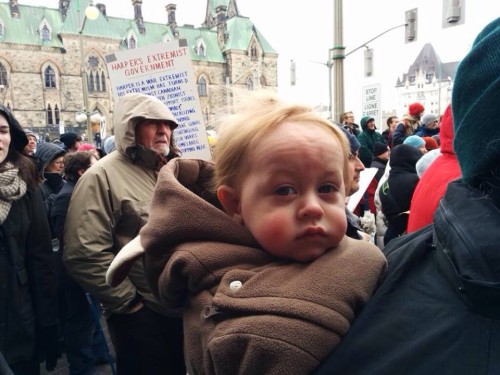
xmin=105 ymin=39 xmax=211 ymax=160
xmin=362 ymin=83 xmax=382 ymax=131
xmin=346 ymin=167 xmax=378 ymax=212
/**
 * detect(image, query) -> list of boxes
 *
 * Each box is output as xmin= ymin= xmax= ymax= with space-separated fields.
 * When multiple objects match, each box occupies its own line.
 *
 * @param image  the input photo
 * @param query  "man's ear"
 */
xmin=217 ymin=185 xmax=241 ymax=219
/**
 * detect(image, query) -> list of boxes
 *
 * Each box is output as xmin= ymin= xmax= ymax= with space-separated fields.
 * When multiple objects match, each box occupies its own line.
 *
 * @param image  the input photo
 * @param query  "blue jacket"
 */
xmin=314 ymin=180 xmax=500 ymax=374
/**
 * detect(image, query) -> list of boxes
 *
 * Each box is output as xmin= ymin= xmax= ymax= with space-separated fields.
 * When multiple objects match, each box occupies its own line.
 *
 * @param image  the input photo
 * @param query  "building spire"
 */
xmin=131 ymin=0 xmax=146 ymax=34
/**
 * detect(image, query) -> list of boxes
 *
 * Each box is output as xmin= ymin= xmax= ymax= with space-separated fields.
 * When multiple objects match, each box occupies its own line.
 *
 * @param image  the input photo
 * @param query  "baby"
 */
xmin=107 ymin=92 xmax=386 ymax=374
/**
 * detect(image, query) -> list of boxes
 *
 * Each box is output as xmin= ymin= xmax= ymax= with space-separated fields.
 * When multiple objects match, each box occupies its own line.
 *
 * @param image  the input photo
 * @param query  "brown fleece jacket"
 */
xmin=140 ymin=158 xmax=387 ymax=375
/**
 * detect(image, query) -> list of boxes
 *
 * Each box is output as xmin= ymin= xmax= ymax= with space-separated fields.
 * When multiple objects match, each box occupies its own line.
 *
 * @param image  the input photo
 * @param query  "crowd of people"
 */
xmin=1 ymin=16 xmax=499 ymax=375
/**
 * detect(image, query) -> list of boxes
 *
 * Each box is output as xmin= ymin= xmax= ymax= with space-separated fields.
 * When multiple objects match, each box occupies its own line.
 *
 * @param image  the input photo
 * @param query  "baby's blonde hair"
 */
xmin=214 ymin=90 xmax=350 ymax=190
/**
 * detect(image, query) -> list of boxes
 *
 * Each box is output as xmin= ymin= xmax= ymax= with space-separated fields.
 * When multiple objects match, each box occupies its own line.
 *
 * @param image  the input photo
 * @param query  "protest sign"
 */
xmin=346 ymin=167 xmax=378 ymax=212
xmin=105 ymin=39 xmax=211 ymax=160
xmin=362 ymin=84 xmax=382 ymax=130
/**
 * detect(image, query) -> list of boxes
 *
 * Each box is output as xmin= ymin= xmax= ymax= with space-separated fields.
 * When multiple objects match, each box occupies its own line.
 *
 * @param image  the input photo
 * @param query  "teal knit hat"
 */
xmin=452 ymin=17 xmax=500 ymax=182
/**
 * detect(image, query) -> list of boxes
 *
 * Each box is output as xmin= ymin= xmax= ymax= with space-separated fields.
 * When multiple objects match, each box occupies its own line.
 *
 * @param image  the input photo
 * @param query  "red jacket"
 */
xmin=407 ymin=105 xmax=461 ymax=233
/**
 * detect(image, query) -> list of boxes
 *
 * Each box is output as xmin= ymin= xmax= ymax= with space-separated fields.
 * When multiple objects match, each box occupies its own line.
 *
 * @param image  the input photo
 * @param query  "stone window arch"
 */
xmin=39 ymin=20 xmax=52 ymax=42
xmin=198 ymin=75 xmax=207 ymax=97
xmin=85 ymin=54 xmax=107 ymax=93
xmin=44 ymin=65 xmax=57 ymax=88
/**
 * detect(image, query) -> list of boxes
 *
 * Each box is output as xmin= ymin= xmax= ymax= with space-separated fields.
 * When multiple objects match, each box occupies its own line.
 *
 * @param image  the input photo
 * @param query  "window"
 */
xmin=0 ymin=63 xmax=7 ymax=87
xmin=0 ymin=23 xmax=4 ymax=37
xmin=198 ymin=76 xmax=207 ymax=97
xmin=94 ymin=72 xmax=101 ymax=91
xmin=250 ymin=43 xmax=258 ymax=61
xmin=198 ymin=44 xmax=205 ymax=56
xmin=54 ymin=104 xmax=60 ymax=125
xmin=196 ymin=39 xmax=206 ymax=57
xmin=46 ymin=104 xmax=53 ymax=125
xmin=246 ymin=77 xmax=253 ymax=91
xmin=41 ymin=25 xmax=51 ymax=41
xmin=128 ymin=35 xmax=136 ymax=49
xmin=44 ymin=66 xmax=56 ymax=88
xmin=85 ymin=55 xmax=107 ymax=93
xmin=100 ymin=72 xmax=106 ymax=92
xmin=88 ymin=73 xmax=95 ymax=92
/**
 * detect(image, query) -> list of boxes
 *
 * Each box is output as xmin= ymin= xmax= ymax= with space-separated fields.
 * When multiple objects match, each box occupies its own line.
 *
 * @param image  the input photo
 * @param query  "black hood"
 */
xmin=0 ymin=105 xmax=27 ymax=153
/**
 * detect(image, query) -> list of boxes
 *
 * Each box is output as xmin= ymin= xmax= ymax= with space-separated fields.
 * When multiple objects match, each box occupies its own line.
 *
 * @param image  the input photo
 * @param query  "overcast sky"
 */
xmin=8 ymin=0 xmax=500 ymax=119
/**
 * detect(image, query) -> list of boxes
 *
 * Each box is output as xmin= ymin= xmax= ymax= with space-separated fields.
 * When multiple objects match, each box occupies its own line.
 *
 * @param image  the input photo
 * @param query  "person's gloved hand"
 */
xmin=37 ymin=324 xmax=61 ymax=371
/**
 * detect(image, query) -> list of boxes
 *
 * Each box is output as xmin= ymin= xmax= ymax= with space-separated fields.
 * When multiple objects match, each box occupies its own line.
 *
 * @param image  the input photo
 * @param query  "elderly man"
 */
xmin=63 ymin=93 xmax=185 ymax=375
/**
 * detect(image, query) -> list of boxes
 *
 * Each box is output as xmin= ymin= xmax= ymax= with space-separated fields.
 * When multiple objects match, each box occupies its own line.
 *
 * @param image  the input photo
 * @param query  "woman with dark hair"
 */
xmin=0 ymin=105 xmax=60 ymax=374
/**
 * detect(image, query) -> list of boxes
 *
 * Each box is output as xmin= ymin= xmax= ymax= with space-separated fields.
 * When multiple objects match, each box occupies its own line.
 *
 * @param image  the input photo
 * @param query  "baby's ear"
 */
xmin=217 ymin=185 xmax=241 ymax=219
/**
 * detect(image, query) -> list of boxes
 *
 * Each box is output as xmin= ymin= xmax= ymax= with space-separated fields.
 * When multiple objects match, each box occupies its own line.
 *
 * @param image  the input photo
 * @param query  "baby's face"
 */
xmin=237 ymin=121 xmax=347 ymax=262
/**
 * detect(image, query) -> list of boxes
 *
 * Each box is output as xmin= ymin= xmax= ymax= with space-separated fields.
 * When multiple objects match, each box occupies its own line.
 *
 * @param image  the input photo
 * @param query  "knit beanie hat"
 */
xmin=453 ymin=17 xmax=500 ymax=183
xmin=77 ymin=143 xmax=96 ymax=152
xmin=339 ymin=126 xmax=361 ymax=154
xmin=403 ymin=135 xmax=425 ymax=149
xmin=421 ymin=113 xmax=438 ymax=127
xmin=373 ymin=142 xmax=389 ymax=157
xmin=423 ymin=136 xmax=439 ymax=151
xmin=60 ymin=132 xmax=81 ymax=149
xmin=35 ymin=142 xmax=66 ymax=173
xmin=408 ymin=102 xmax=425 ymax=118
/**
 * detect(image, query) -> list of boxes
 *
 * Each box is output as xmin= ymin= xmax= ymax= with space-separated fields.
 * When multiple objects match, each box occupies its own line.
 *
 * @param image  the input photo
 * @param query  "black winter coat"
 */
xmin=380 ymin=145 xmax=421 ymax=237
xmin=0 ymin=189 xmax=58 ymax=365
xmin=314 ymin=180 xmax=500 ymax=375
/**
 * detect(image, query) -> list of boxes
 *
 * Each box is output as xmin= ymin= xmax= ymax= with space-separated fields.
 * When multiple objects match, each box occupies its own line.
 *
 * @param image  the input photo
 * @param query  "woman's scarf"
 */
xmin=0 ymin=162 xmax=27 ymax=224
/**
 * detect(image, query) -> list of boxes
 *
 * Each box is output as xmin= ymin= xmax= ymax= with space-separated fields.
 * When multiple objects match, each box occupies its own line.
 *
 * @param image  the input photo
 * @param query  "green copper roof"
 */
xmin=223 ymin=16 xmax=276 ymax=53
xmin=0 ymin=3 xmax=64 ymax=48
xmin=178 ymin=26 xmax=225 ymax=62
xmin=0 ymin=0 xmax=276 ymax=60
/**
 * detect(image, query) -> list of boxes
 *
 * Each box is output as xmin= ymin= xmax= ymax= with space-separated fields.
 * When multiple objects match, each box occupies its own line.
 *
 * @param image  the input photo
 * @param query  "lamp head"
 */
xmin=85 ymin=2 xmax=100 ymax=20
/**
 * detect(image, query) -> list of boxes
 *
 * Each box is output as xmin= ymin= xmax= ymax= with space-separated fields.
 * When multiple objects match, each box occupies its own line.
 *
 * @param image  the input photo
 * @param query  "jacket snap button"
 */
xmin=229 ymin=280 xmax=242 ymax=290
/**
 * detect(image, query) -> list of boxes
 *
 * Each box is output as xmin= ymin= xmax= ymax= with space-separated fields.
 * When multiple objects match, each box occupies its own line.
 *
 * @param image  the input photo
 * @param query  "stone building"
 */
xmin=395 ymin=43 xmax=458 ymax=116
xmin=0 ymin=0 xmax=278 ymax=137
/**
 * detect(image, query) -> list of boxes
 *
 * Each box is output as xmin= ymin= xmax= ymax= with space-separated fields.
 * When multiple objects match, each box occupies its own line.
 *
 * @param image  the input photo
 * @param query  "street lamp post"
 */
xmin=332 ymin=0 xmax=345 ymax=124
xmin=76 ymin=0 xmax=100 ymax=142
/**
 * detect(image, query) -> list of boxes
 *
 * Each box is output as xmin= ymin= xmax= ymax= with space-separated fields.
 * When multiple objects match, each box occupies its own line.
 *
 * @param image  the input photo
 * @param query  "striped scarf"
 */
xmin=0 ymin=162 xmax=27 ymax=224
